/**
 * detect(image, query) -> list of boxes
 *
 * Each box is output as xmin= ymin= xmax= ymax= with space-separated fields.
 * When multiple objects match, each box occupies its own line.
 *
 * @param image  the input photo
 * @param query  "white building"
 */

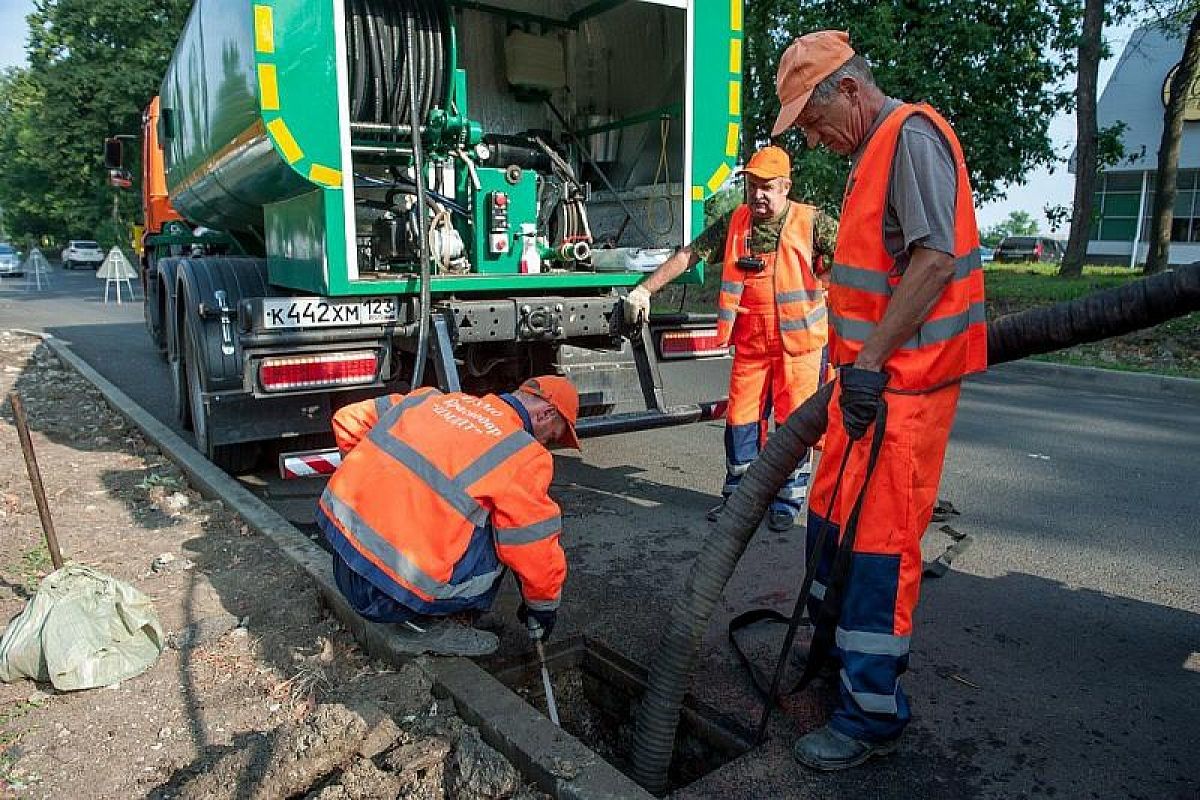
xmin=1088 ymin=21 xmax=1200 ymax=265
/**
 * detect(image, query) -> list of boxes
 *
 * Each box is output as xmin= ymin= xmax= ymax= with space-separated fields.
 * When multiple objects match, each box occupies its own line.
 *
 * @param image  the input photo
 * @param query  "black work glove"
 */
xmin=839 ymin=367 xmax=889 ymax=441
xmin=517 ymin=603 xmax=557 ymax=641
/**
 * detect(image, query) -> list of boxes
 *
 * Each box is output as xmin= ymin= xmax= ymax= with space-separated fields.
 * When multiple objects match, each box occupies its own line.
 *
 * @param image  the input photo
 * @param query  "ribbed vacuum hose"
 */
xmin=630 ymin=382 xmax=833 ymax=794
xmin=630 ymin=263 xmax=1200 ymax=795
xmin=987 ymin=262 xmax=1200 ymax=365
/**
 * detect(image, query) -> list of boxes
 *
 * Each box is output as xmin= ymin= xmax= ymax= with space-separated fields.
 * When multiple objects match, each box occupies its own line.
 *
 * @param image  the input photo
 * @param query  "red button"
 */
xmin=493 ymin=192 xmax=508 ymax=208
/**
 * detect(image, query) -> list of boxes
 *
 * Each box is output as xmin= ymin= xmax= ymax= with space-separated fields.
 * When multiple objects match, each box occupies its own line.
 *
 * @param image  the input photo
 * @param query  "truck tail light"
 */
xmin=258 ymin=351 xmax=378 ymax=392
xmin=658 ymin=328 xmax=729 ymax=359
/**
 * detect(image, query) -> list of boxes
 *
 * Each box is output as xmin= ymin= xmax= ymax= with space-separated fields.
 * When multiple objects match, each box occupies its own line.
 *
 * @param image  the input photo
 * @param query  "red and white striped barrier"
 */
xmin=279 ymin=449 xmax=342 ymax=480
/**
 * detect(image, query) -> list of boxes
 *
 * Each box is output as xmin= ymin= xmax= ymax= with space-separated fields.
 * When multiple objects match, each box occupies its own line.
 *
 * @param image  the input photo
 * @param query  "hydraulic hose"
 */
xmin=405 ymin=11 xmax=432 ymax=389
xmin=347 ymin=0 xmax=448 ymax=125
xmin=629 ymin=262 xmax=1200 ymax=795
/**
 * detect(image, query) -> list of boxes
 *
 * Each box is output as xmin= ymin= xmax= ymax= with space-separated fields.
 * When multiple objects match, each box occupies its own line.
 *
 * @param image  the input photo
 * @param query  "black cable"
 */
xmin=405 ymin=11 xmax=433 ymax=390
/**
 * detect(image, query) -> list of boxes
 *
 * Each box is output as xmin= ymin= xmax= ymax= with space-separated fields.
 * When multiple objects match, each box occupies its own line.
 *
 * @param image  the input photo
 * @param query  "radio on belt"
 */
xmin=488 ymin=191 xmax=510 ymax=255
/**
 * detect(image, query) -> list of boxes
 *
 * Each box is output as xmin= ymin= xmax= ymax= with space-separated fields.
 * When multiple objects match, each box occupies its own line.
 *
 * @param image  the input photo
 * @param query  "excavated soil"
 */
xmin=0 ymin=331 xmax=548 ymax=800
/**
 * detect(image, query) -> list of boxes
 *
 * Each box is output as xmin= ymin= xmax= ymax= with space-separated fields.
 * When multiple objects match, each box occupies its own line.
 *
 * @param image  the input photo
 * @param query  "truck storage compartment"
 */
xmin=157 ymin=0 xmax=742 ymax=297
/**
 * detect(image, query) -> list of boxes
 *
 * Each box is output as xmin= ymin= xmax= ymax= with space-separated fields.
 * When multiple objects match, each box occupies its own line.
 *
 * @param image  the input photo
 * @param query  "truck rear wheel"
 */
xmin=183 ymin=318 xmax=261 ymax=474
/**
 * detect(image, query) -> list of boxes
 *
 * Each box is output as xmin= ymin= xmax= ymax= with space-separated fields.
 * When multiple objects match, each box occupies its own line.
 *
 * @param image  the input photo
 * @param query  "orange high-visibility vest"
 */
xmin=829 ymin=103 xmax=987 ymax=391
xmin=715 ymin=202 xmax=828 ymax=355
xmin=319 ymin=388 xmax=565 ymax=612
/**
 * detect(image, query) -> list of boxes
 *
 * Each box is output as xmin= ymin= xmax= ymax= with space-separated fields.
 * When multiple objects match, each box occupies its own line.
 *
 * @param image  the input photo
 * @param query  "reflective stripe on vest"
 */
xmin=716 ymin=202 xmax=828 ymax=355
xmin=830 ymin=103 xmax=987 ymax=391
xmin=321 ymin=489 xmax=503 ymax=601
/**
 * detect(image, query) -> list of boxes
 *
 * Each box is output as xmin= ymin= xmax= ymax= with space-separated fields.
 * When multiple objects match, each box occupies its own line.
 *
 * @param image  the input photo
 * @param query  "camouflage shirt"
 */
xmin=690 ymin=205 xmax=839 ymax=269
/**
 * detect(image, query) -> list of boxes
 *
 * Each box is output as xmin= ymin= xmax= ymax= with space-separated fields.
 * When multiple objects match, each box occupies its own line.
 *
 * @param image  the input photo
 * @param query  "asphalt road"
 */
xmin=3 ymin=264 xmax=1197 ymax=799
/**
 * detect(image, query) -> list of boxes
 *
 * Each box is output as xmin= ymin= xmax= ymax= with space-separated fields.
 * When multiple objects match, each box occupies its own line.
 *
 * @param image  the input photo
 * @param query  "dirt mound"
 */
xmin=160 ymin=668 xmax=543 ymax=800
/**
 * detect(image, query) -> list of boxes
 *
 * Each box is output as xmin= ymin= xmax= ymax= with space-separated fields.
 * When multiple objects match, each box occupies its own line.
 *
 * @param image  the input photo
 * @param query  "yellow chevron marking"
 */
xmin=707 ymin=162 xmax=732 ymax=194
xmin=731 ymin=0 xmax=742 ymax=32
xmin=692 ymin=185 xmax=705 ymax=201
xmin=257 ymin=63 xmax=279 ymax=111
xmin=254 ymin=5 xmax=275 ymax=53
xmin=267 ymin=118 xmax=302 ymax=163
xmin=308 ymin=163 xmax=343 ymax=187
xmin=730 ymin=38 xmax=742 ymax=74
xmin=726 ymin=122 xmax=740 ymax=157
xmin=729 ymin=81 xmax=741 ymax=116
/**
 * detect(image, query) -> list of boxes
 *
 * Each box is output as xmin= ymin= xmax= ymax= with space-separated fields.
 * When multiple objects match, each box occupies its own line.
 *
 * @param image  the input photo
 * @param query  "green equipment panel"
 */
xmin=458 ymin=167 xmax=538 ymax=275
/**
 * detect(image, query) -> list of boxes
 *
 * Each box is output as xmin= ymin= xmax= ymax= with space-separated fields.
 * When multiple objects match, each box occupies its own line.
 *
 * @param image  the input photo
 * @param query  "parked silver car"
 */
xmin=0 ymin=243 xmax=22 ymax=277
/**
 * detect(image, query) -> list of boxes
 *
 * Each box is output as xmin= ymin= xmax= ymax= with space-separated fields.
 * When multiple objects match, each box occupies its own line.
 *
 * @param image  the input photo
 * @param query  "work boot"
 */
xmin=388 ymin=617 xmax=499 ymax=657
xmin=706 ymin=501 xmax=726 ymax=523
xmin=767 ymin=508 xmax=797 ymax=532
xmin=792 ymin=725 xmax=899 ymax=771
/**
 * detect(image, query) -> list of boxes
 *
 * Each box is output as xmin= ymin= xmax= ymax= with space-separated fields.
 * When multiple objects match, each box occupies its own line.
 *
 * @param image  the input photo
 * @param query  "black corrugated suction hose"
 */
xmin=347 ymin=0 xmax=449 ymax=125
xmin=629 ymin=262 xmax=1200 ymax=795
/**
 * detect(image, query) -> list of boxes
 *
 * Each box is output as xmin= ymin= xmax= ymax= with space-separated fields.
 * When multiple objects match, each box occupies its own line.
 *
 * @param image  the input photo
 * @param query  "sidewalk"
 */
xmin=0 ymin=330 xmax=547 ymax=799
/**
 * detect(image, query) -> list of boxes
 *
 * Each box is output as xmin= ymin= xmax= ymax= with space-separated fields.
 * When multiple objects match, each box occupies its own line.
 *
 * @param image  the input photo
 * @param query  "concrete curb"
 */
xmin=45 ymin=336 xmax=652 ymax=800
xmin=979 ymin=359 xmax=1200 ymax=402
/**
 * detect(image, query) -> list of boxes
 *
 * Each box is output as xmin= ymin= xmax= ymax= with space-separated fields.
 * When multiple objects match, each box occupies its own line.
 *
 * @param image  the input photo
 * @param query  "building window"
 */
xmin=1094 ymin=170 xmax=1200 ymax=243
xmin=1095 ymin=172 xmax=1144 ymax=241
xmin=1142 ymin=171 xmax=1197 ymax=242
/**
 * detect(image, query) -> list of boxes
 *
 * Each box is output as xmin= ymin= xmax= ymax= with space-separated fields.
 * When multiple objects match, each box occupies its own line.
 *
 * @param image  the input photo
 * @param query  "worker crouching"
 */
xmin=625 ymin=146 xmax=835 ymax=532
xmin=316 ymin=376 xmax=580 ymax=657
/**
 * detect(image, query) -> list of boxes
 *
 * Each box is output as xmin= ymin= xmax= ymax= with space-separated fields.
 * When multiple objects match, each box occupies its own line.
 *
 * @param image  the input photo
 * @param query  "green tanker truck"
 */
xmin=107 ymin=0 xmax=744 ymax=471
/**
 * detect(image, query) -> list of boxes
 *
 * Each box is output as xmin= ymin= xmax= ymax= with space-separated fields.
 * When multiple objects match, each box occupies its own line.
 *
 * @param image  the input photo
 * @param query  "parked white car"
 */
xmin=0 ymin=243 xmax=22 ymax=277
xmin=62 ymin=239 xmax=105 ymax=270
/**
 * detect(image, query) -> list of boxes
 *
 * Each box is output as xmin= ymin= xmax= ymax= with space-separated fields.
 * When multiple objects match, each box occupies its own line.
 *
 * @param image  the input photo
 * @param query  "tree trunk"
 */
xmin=1144 ymin=13 xmax=1200 ymax=274
xmin=1061 ymin=0 xmax=1105 ymax=277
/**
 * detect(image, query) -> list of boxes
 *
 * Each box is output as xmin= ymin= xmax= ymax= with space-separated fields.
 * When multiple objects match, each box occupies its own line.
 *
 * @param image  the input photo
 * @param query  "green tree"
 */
xmin=742 ymin=0 xmax=1081 ymax=213
xmin=981 ymin=210 xmax=1041 ymax=246
xmin=0 ymin=0 xmax=189 ymax=245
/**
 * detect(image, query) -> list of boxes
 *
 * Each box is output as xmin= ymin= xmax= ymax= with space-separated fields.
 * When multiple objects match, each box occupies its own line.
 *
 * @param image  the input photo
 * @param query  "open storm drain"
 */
xmin=489 ymin=637 xmax=752 ymax=794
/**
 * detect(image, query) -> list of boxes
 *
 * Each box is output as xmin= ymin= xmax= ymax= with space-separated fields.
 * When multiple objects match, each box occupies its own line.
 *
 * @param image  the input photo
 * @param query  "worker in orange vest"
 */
xmin=316 ymin=376 xmax=580 ymax=657
xmin=771 ymin=31 xmax=986 ymax=769
xmin=625 ymin=146 xmax=837 ymax=532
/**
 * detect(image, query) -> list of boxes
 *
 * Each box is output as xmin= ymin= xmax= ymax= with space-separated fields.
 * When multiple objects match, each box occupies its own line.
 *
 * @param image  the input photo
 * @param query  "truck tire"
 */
xmin=183 ymin=317 xmax=261 ymax=473
xmin=142 ymin=253 xmax=172 ymax=359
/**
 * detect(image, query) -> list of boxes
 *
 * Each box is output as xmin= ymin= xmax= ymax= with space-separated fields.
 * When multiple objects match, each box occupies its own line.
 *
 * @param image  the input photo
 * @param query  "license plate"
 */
xmin=261 ymin=297 xmax=398 ymax=329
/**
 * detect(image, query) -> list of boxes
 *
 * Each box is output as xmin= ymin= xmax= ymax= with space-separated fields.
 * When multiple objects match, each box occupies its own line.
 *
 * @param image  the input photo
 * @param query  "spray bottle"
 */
xmin=518 ymin=223 xmax=542 ymax=274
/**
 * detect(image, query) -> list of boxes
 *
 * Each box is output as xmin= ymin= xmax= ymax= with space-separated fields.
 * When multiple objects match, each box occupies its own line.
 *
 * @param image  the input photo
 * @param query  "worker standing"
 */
xmin=771 ymin=31 xmax=986 ymax=769
xmin=625 ymin=146 xmax=836 ymax=532
xmin=316 ymin=376 xmax=580 ymax=657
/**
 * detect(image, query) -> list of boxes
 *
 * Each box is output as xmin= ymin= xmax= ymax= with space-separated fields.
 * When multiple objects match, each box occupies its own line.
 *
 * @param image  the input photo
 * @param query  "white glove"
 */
xmin=624 ymin=285 xmax=651 ymax=324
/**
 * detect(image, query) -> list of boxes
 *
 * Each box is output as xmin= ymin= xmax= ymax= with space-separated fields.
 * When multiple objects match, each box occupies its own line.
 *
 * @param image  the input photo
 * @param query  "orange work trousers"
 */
xmin=804 ymin=375 xmax=962 ymax=743
xmin=723 ymin=310 xmax=824 ymax=518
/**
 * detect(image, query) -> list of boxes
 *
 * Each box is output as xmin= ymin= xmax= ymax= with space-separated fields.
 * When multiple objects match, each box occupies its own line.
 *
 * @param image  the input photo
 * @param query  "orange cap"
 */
xmin=771 ymin=30 xmax=856 ymax=137
xmin=738 ymin=146 xmax=792 ymax=181
xmin=519 ymin=375 xmax=581 ymax=450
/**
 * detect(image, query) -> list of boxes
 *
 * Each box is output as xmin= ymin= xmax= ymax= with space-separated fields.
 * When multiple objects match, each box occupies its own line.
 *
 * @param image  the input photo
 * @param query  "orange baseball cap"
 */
xmin=771 ymin=30 xmax=856 ymax=137
xmin=519 ymin=375 xmax=581 ymax=450
xmin=738 ymin=146 xmax=792 ymax=181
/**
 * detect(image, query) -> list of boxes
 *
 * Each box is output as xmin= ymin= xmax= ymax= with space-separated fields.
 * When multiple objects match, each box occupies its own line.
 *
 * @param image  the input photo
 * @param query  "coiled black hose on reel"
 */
xmin=346 ymin=0 xmax=449 ymax=125
xmin=629 ymin=263 xmax=1200 ymax=795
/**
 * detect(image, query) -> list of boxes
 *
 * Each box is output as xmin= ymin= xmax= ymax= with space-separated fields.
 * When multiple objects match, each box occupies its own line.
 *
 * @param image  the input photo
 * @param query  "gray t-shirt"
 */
xmin=851 ymin=97 xmax=958 ymax=269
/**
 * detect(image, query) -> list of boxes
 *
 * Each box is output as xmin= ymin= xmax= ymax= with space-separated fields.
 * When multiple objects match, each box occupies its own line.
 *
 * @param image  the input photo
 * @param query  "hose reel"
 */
xmin=345 ymin=0 xmax=451 ymax=126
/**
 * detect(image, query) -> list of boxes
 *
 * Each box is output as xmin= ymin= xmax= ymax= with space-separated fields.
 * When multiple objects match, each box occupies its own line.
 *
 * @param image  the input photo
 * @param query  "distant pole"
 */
xmin=9 ymin=392 xmax=64 ymax=570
